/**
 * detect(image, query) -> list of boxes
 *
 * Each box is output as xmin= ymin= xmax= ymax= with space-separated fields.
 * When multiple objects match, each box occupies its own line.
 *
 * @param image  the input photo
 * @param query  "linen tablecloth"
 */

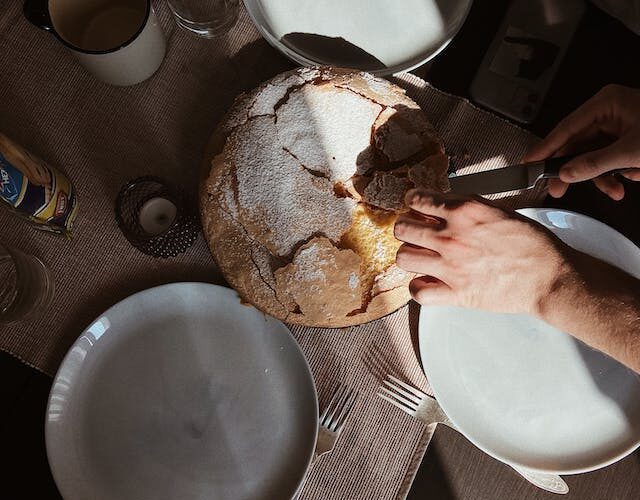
xmin=0 ymin=2 xmax=543 ymax=498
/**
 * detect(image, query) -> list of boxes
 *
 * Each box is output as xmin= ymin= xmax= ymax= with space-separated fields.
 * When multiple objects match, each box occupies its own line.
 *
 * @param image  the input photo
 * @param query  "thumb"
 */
xmin=560 ymin=141 xmax=631 ymax=182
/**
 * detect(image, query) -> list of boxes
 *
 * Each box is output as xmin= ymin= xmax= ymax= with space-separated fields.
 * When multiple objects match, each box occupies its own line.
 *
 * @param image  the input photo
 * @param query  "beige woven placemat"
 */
xmin=0 ymin=2 xmax=543 ymax=499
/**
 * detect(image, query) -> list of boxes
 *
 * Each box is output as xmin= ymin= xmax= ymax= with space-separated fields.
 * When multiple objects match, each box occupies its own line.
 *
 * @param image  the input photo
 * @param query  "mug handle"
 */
xmin=23 ymin=0 xmax=54 ymax=31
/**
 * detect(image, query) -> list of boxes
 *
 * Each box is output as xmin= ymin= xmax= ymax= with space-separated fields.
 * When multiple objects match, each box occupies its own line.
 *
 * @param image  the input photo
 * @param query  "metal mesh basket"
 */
xmin=115 ymin=176 xmax=199 ymax=258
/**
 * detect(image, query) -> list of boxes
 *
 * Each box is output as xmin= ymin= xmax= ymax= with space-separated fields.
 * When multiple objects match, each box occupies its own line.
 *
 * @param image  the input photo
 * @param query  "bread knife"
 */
xmin=448 ymin=155 xmax=630 ymax=195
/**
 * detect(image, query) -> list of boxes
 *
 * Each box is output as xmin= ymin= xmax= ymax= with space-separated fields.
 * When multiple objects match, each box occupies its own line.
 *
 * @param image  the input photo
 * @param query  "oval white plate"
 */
xmin=419 ymin=208 xmax=640 ymax=474
xmin=46 ymin=283 xmax=318 ymax=500
xmin=243 ymin=0 xmax=473 ymax=75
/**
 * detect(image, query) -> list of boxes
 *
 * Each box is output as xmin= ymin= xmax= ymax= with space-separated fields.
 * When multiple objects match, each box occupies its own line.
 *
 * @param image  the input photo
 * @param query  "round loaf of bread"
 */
xmin=201 ymin=67 xmax=448 ymax=327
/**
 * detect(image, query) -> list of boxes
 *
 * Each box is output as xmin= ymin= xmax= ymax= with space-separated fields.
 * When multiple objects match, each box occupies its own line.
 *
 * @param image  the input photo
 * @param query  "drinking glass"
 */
xmin=0 ymin=244 xmax=54 ymax=325
xmin=167 ymin=0 xmax=239 ymax=38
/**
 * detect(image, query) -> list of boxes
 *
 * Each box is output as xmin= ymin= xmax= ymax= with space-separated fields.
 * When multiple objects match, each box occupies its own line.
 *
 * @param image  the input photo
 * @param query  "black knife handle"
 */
xmin=542 ymin=156 xmax=574 ymax=177
xmin=543 ymin=154 xmax=631 ymax=178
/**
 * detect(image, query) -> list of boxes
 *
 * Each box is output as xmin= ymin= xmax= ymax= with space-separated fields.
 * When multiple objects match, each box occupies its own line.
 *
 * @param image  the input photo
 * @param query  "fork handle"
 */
xmin=291 ymin=453 xmax=319 ymax=500
xmin=418 ymin=396 xmax=569 ymax=495
xmin=511 ymin=466 xmax=569 ymax=495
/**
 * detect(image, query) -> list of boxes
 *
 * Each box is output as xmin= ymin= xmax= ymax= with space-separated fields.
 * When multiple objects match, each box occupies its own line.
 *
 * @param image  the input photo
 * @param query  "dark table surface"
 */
xmin=3 ymin=1 xmax=640 ymax=499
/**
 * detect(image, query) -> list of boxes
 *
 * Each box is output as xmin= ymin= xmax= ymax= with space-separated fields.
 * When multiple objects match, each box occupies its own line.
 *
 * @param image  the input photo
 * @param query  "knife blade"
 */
xmin=447 ymin=155 xmax=630 ymax=195
xmin=448 ymin=156 xmax=570 ymax=195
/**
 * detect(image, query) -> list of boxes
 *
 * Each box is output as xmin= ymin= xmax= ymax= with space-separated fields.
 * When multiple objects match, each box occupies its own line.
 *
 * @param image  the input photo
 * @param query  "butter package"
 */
xmin=0 ymin=133 xmax=78 ymax=237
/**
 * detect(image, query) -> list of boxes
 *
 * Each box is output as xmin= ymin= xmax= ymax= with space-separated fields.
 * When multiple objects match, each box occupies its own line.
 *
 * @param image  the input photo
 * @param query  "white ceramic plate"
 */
xmin=46 ymin=283 xmax=318 ymax=500
xmin=419 ymin=208 xmax=640 ymax=474
xmin=243 ymin=0 xmax=473 ymax=75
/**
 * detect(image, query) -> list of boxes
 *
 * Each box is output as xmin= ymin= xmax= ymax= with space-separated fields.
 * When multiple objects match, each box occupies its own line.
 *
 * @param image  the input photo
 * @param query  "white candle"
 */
xmin=138 ymin=197 xmax=177 ymax=235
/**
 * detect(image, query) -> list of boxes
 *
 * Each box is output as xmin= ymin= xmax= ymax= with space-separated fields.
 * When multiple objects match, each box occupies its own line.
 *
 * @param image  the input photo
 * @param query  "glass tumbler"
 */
xmin=0 ymin=244 xmax=54 ymax=325
xmin=167 ymin=0 xmax=239 ymax=38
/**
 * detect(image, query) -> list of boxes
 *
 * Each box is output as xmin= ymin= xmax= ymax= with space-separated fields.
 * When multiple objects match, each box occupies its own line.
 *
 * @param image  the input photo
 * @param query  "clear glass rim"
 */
xmin=168 ymin=0 xmax=239 ymax=37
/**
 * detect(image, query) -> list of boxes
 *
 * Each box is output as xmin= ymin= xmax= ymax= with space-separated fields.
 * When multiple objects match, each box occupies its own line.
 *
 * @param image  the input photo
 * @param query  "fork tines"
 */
xmin=378 ymin=374 xmax=427 ymax=416
xmin=320 ymin=384 xmax=358 ymax=433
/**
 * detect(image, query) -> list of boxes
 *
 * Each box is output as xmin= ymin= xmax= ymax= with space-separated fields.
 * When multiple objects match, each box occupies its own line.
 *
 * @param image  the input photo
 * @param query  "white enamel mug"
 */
xmin=23 ymin=0 xmax=166 ymax=86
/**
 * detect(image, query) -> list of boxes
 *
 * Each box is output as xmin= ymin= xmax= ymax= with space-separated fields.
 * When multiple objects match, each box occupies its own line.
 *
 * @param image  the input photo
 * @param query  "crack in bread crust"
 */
xmin=211 ymin=193 xmax=289 ymax=312
xmin=282 ymin=147 xmax=330 ymax=180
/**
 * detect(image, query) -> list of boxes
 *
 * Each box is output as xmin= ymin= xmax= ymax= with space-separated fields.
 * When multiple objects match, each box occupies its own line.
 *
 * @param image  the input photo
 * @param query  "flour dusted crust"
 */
xmin=274 ymin=237 xmax=362 ymax=322
xmin=201 ymin=68 xmax=448 ymax=327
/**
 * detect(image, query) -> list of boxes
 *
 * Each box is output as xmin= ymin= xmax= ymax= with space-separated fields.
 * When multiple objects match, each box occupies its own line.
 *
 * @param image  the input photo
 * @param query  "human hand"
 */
xmin=395 ymin=189 xmax=640 ymax=372
xmin=394 ymin=189 xmax=573 ymax=316
xmin=524 ymin=84 xmax=640 ymax=200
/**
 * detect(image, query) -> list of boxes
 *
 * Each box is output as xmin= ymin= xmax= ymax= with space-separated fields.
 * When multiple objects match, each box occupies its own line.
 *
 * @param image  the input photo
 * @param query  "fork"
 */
xmin=293 ymin=383 xmax=359 ymax=499
xmin=378 ymin=374 xmax=570 ymax=495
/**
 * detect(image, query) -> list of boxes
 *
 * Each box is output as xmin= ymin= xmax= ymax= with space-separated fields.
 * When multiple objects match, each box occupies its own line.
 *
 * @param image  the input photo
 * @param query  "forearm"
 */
xmin=539 ymin=250 xmax=640 ymax=373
